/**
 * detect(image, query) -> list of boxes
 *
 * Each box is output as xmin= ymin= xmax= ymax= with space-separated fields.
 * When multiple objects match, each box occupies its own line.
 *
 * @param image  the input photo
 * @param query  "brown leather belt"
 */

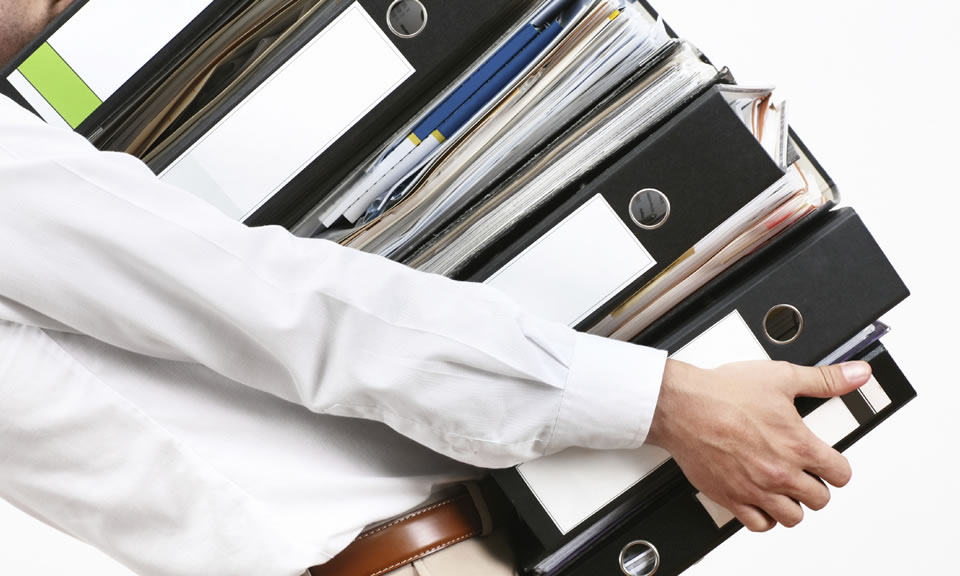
xmin=310 ymin=485 xmax=487 ymax=576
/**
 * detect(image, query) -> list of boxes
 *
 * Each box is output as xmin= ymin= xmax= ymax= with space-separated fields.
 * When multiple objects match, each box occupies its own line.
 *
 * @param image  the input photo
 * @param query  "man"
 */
xmin=0 ymin=2 xmax=872 ymax=575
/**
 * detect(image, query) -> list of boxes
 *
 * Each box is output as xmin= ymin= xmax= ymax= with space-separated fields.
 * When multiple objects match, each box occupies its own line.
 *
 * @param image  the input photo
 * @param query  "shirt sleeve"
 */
xmin=0 ymin=96 xmax=666 ymax=468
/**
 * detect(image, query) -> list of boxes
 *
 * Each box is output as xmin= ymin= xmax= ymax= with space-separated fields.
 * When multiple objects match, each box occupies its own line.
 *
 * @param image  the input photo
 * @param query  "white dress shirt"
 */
xmin=0 ymin=94 xmax=666 ymax=576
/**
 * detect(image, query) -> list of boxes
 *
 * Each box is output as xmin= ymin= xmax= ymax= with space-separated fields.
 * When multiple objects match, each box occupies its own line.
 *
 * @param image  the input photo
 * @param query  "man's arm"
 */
xmin=0 ymin=95 xmax=666 ymax=468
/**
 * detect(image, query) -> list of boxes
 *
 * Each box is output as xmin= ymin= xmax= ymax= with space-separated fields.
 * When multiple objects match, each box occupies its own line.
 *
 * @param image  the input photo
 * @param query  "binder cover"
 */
xmin=467 ymin=85 xmax=784 ymax=330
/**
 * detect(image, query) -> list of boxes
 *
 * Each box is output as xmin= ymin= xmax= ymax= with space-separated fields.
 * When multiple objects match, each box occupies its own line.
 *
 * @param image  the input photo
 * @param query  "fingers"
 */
xmin=761 ymin=495 xmax=805 ymax=528
xmin=734 ymin=476 xmax=828 ymax=531
xmin=789 ymin=361 xmax=872 ymax=399
xmin=732 ymin=504 xmax=776 ymax=533
xmin=787 ymin=472 xmax=831 ymax=511
xmin=803 ymin=434 xmax=853 ymax=488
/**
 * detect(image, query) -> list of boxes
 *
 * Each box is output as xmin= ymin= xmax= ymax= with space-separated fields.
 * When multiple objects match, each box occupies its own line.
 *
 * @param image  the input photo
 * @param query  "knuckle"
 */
xmin=742 ymin=484 xmax=766 ymax=506
xmin=816 ymin=365 xmax=840 ymax=394
xmin=790 ymin=438 xmax=814 ymax=462
xmin=763 ymin=463 xmax=792 ymax=490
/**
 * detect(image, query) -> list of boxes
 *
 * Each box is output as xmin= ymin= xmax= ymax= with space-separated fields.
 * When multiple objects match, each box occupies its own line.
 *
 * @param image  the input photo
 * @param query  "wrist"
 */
xmin=645 ymin=358 xmax=700 ymax=450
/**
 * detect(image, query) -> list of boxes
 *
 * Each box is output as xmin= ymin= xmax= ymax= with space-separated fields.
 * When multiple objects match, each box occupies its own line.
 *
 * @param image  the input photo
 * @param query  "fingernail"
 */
xmin=840 ymin=361 xmax=871 ymax=383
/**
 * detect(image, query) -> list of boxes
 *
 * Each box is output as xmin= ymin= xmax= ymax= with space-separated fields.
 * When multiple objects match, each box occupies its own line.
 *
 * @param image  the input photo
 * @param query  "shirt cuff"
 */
xmin=546 ymin=332 xmax=667 ymax=455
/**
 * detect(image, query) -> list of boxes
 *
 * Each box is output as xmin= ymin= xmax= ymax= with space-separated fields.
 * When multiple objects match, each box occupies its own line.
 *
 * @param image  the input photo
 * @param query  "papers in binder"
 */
xmin=100 ymin=0 xmax=324 ymax=156
xmin=318 ymin=0 xmax=672 ymax=258
xmin=720 ymin=85 xmax=789 ymax=168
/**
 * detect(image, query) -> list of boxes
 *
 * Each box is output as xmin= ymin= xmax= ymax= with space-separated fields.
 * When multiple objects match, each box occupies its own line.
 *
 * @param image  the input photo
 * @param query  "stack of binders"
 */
xmin=1 ymin=1 xmax=917 ymax=574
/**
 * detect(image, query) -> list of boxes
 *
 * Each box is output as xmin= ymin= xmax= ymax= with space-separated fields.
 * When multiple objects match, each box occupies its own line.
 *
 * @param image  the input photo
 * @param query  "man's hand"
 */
xmin=645 ymin=359 xmax=872 ymax=532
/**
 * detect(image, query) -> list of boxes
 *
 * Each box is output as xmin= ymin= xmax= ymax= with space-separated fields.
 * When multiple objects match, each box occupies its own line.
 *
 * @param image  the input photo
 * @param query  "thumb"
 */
xmin=792 ymin=361 xmax=872 ymax=398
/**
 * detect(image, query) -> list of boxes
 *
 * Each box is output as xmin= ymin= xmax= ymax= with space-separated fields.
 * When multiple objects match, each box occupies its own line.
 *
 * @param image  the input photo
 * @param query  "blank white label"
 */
xmin=517 ymin=445 xmax=671 ymax=535
xmin=161 ymin=3 xmax=414 ymax=220
xmin=45 ymin=0 xmax=214 ymax=99
xmin=486 ymin=195 xmax=655 ymax=326
xmin=860 ymin=375 xmax=892 ymax=412
xmin=696 ymin=492 xmax=737 ymax=528
xmin=805 ymin=396 xmax=859 ymax=447
xmin=671 ymin=309 xmax=770 ymax=367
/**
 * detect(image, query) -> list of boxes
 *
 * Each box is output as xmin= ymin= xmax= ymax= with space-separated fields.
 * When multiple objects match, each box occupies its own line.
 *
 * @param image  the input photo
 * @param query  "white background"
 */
xmin=672 ymin=1 xmax=958 ymax=574
xmin=0 ymin=0 xmax=957 ymax=574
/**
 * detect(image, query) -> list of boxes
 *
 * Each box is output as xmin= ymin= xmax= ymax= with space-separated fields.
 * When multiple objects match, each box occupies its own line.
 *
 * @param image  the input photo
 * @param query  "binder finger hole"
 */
xmin=620 ymin=540 xmax=660 ymax=576
xmin=629 ymin=188 xmax=670 ymax=230
xmin=387 ymin=0 xmax=428 ymax=39
xmin=763 ymin=304 xmax=803 ymax=344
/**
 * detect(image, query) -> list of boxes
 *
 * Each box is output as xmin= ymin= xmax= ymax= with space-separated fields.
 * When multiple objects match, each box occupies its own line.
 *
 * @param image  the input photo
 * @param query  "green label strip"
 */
xmin=18 ymin=43 xmax=102 ymax=129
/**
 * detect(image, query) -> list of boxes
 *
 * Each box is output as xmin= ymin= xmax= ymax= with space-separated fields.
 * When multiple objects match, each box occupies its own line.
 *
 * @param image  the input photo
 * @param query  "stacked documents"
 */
xmin=311 ymin=0 xmax=673 ymax=258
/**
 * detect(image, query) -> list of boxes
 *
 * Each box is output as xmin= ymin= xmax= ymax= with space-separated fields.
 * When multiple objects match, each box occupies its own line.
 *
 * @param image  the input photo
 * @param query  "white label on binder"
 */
xmin=161 ymin=3 xmax=414 ymax=220
xmin=43 ymin=0 xmax=214 ymax=99
xmin=804 ymin=396 xmax=859 ymax=447
xmin=696 ymin=492 xmax=737 ymax=528
xmin=485 ymin=195 xmax=655 ymax=327
xmin=860 ymin=375 xmax=892 ymax=412
xmin=670 ymin=309 xmax=770 ymax=367
xmin=517 ymin=310 xmax=768 ymax=534
xmin=517 ymin=444 xmax=671 ymax=535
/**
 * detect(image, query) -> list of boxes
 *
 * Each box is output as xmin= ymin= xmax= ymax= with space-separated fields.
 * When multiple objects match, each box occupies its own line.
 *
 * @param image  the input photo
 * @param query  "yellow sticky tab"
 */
xmin=408 ymin=133 xmax=421 ymax=146
xmin=431 ymin=129 xmax=446 ymax=144
xmin=609 ymin=9 xmax=621 ymax=20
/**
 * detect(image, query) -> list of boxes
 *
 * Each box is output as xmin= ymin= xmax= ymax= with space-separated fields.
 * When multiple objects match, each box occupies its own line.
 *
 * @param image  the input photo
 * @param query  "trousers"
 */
xmin=389 ymin=530 xmax=517 ymax=576
xmin=302 ymin=531 xmax=516 ymax=576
